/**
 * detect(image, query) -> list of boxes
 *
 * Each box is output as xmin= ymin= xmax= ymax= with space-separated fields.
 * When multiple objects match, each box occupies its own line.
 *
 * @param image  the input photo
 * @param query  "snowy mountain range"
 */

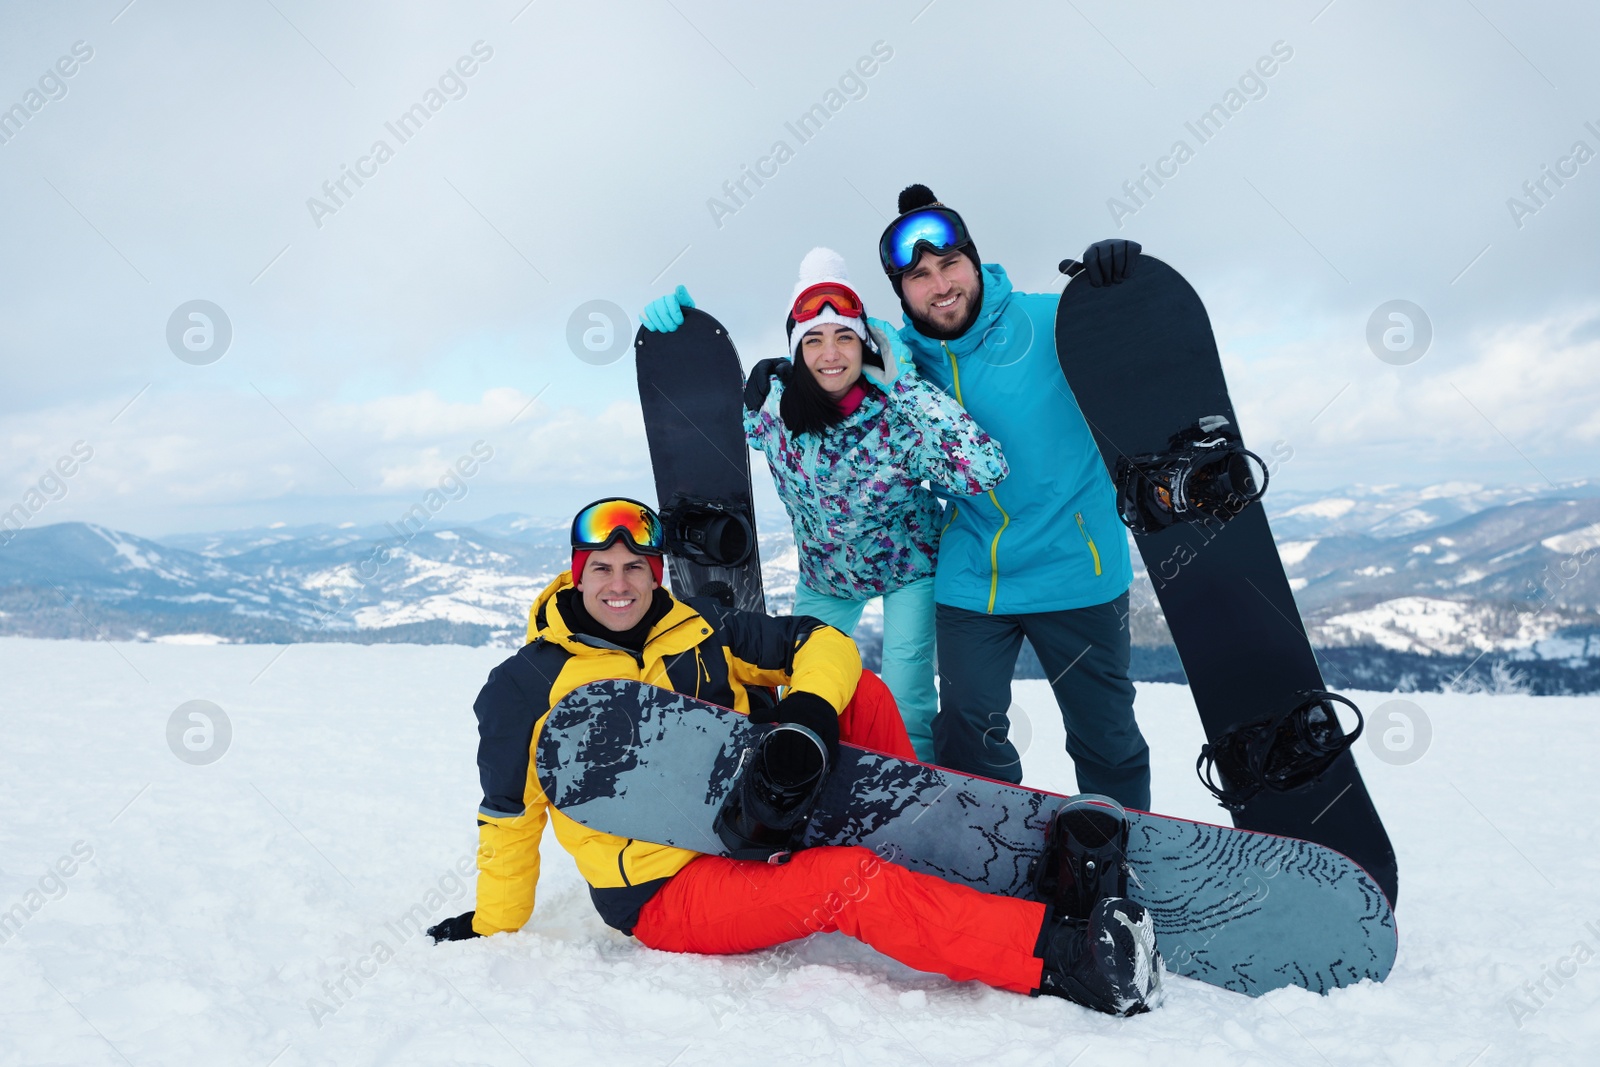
xmin=1122 ymin=482 xmax=1600 ymax=693
xmin=2 ymin=480 xmax=1597 ymax=693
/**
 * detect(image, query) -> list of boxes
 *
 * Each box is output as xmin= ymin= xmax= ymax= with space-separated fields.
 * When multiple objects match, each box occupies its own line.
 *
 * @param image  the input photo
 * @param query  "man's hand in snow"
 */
xmin=428 ymin=911 xmax=481 ymax=943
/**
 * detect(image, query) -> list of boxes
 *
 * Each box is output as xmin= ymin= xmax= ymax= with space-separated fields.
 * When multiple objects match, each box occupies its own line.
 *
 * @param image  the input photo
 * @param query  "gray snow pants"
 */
xmin=932 ymin=593 xmax=1151 ymax=810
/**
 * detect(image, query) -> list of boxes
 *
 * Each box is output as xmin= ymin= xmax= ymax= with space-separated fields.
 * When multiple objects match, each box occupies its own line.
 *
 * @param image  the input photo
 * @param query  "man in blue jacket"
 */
xmin=878 ymin=184 xmax=1150 ymax=808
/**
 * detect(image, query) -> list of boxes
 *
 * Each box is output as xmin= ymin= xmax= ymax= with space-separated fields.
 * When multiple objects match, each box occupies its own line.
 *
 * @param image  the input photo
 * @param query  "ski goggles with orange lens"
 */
xmin=570 ymin=497 xmax=665 ymax=554
xmin=878 ymin=206 xmax=972 ymax=275
xmin=791 ymin=282 xmax=865 ymax=323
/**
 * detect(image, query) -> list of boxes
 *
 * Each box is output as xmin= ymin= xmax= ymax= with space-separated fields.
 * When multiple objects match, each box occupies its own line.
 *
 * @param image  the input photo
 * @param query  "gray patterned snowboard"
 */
xmin=536 ymin=679 xmax=1397 ymax=997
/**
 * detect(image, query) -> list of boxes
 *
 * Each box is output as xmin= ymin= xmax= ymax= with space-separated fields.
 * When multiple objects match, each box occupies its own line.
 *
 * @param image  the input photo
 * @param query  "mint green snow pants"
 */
xmin=792 ymin=576 xmax=937 ymax=762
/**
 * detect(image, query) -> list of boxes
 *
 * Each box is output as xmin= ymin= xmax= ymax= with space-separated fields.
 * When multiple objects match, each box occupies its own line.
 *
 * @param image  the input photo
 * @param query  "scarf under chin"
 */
xmin=557 ymin=587 xmax=674 ymax=652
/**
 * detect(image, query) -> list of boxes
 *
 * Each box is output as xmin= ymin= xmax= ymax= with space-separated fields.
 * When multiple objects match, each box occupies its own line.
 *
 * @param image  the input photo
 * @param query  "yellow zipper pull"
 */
xmin=1076 ymin=512 xmax=1103 ymax=576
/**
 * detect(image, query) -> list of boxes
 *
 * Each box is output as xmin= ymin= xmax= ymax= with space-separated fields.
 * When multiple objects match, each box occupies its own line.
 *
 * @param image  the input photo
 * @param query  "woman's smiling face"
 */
xmin=799 ymin=323 xmax=864 ymax=399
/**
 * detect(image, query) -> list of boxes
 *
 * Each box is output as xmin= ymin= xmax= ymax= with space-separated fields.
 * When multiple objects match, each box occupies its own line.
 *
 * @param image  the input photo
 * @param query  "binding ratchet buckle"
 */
xmin=661 ymin=500 xmax=756 ymax=568
xmin=1197 ymin=691 xmax=1365 ymax=812
xmin=1114 ymin=416 xmax=1268 ymax=536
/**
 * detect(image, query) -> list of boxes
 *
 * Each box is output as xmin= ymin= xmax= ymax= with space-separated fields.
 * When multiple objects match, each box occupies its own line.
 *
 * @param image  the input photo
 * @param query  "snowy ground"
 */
xmin=2 ymin=636 xmax=1597 ymax=1066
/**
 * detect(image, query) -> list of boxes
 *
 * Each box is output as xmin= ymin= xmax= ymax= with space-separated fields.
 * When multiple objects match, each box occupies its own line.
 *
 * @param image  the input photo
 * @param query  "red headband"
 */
xmin=572 ymin=548 xmax=664 ymax=585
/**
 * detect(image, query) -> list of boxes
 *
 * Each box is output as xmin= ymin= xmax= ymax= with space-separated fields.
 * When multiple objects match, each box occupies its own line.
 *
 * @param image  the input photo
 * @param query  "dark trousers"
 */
xmin=932 ymin=594 xmax=1151 ymax=810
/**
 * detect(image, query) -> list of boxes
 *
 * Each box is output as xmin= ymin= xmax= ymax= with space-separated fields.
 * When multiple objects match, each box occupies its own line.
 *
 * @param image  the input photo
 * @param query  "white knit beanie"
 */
xmin=787 ymin=247 xmax=868 ymax=359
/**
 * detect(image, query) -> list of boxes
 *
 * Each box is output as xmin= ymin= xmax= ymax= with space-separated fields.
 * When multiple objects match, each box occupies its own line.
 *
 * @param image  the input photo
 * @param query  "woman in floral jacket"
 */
xmin=642 ymin=248 xmax=1008 ymax=758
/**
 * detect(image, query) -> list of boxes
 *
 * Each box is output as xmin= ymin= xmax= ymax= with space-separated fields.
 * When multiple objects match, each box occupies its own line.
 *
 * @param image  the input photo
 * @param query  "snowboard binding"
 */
xmin=1113 ymin=416 xmax=1268 ymax=536
xmin=661 ymin=500 xmax=756 ymax=569
xmin=1197 ymin=691 xmax=1365 ymax=812
xmin=713 ymin=723 xmax=830 ymax=863
xmin=698 ymin=580 xmax=737 ymax=608
xmin=1030 ymin=795 xmax=1132 ymax=920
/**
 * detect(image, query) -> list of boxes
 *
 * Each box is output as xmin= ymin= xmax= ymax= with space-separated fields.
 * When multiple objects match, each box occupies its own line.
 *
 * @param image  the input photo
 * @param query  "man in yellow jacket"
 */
xmin=427 ymin=497 xmax=1162 ymax=1017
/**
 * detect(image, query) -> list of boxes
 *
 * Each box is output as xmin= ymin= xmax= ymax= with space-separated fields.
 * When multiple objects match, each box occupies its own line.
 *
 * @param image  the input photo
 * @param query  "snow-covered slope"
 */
xmin=2 ymin=638 xmax=1596 ymax=1064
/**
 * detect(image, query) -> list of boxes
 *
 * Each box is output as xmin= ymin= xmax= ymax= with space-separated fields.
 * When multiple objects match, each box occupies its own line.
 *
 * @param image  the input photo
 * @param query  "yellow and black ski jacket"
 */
xmin=470 ymin=571 xmax=860 ymax=937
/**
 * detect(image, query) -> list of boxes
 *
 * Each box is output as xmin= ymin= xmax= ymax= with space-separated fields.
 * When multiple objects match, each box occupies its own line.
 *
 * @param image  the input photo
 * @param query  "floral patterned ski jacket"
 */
xmin=744 ymin=320 xmax=1008 ymax=599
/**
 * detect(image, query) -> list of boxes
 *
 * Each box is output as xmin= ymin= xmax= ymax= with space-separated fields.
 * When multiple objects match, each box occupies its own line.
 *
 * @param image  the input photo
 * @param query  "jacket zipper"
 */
xmin=941 ymin=505 xmax=959 ymax=537
xmin=694 ymin=647 xmax=710 ymax=698
xmin=945 ymin=343 xmax=1009 ymax=614
xmin=1076 ymin=512 xmax=1103 ymax=576
xmin=617 ymin=839 xmax=634 ymax=886
xmin=564 ymin=611 xmax=709 ymax=698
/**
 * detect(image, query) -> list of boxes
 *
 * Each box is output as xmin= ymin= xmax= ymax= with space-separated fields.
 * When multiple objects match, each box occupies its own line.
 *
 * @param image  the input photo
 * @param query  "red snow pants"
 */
xmin=632 ymin=847 xmax=1047 ymax=993
xmin=836 ymin=668 xmax=918 ymax=761
xmin=633 ymin=668 xmax=1047 ymax=994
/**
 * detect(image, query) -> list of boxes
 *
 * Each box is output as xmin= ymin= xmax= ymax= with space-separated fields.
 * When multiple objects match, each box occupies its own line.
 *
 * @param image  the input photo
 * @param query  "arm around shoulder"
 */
xmin=892 ymin=370 xmax=1009 ymax=495
xmin=743 ymin=360 xmax=791 ymax=448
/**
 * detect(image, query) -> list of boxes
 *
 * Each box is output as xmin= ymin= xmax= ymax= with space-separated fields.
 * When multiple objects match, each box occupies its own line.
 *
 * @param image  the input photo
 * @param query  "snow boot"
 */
xmin=1031 ymin=795 xmax=1131 ymax=920
xmin=713 ymin=723 xmax=830 ymax=862
xmin=1036 ymin=898 xmax=1163 ymax=1017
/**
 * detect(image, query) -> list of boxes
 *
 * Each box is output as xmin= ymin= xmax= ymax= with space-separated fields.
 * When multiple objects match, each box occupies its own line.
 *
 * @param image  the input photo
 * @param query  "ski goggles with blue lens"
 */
xmin=878 ymin=206 xmax=972 ymax=275
xmin=570 ymin=497 xmax=665 ymax=554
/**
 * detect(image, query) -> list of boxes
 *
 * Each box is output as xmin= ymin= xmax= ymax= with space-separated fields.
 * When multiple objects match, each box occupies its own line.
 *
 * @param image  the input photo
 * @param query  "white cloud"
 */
xmin=0 ymin=384 xmax=645 ymax=536
xmin=1221 ymin=301 xmax=1600 ymax=489
xmin=353 ymin=387 xmax=543 ymax=443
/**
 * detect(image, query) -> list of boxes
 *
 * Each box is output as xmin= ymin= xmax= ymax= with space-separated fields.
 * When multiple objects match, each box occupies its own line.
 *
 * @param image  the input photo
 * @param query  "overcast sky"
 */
xmin=3 ymin=0 xmax=1597 ymax=539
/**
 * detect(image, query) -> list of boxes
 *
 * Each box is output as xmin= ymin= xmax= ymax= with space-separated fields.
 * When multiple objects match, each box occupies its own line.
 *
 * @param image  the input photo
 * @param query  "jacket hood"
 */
xmin=901 ymin=263 xmax=1014 ymax=360
xmin=860 ymin=319 xmax=905 ymax=389
xmin=528 ymin=571 xmax=578 ymax=645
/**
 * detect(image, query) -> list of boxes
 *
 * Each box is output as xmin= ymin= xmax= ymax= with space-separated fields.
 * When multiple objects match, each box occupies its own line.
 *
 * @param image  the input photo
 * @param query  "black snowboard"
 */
xmin=635 ymin=308 xmax=765 ymax=612
xmin=1055 ymin=256 xmax=1398 ymax=905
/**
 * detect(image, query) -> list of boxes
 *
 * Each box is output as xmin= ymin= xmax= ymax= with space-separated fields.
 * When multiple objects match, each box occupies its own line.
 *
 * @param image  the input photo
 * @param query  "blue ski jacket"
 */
xmin=896 ymin=263 xmax=1132 ymax=614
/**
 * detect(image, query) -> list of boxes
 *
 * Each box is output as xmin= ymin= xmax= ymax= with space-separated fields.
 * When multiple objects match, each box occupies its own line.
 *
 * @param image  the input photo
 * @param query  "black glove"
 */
xmin=743 ymin=358 xmax=793 ymax=412
xmin=749 ymin=690 xmax=840 ymax=766
xmin=427 ymin=910 xmax=481 ymax=943
xmin=1062 ymin=239 xmax=1141 ymax=287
